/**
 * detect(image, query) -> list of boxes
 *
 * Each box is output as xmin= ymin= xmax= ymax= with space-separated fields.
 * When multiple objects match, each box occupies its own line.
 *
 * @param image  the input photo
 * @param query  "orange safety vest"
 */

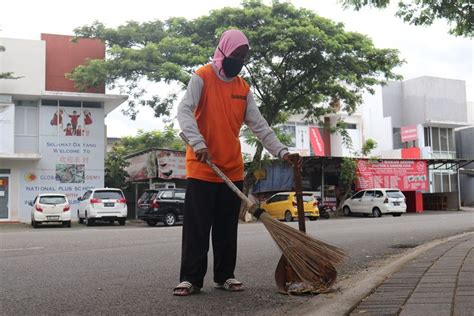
xmin=185 ymin=64 xmax=250 ymax=182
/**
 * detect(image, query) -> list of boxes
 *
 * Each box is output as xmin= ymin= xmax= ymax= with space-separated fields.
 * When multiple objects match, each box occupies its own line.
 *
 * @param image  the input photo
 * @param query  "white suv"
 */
xmin=342 ymin=188 xmax=406 ymax=217
xmin=30 ymin=194 xmax=71 ymax=228
xmin=77 ymin=188 xmax=127 ymax=226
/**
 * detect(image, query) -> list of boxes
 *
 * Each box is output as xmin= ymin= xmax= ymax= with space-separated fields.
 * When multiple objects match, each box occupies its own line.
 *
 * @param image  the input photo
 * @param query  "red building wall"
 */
xmin=41 ymin=33 xmax=105 ymax=93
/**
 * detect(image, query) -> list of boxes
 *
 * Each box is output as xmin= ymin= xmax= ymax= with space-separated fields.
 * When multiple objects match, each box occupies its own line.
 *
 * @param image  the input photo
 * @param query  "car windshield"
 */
xmin=94 ymin=190 xmax=123 ymax=200
xmin=302 ymin=195 xmax=315 ymax=202
xmin=39 ymin=196 xmax=66 ymax=204
xmin=386 ymin=190 xmax=404 ymax=198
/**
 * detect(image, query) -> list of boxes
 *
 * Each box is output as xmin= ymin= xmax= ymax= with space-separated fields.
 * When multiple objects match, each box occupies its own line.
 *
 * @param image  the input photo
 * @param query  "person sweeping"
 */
xmin=175 ymin=28 xmax=292 ymax=296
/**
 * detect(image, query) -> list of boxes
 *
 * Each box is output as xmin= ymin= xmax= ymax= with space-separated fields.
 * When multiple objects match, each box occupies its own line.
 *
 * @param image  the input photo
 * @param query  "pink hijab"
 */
xmin=212 ymin=29 xmax=249 ymax=72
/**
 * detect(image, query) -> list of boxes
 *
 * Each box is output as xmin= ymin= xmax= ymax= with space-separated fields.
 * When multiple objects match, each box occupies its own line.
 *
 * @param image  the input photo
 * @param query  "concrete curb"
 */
xmin=296 ymin=231 xmax=474 ymax=316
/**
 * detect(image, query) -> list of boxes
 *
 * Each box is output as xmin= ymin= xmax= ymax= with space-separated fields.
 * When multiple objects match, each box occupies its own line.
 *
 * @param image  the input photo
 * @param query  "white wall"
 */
xmin=0 ymin=37 xmax=45 ymax=95
xmin=360 ymin=88 xmax=393 ymax=156
xmin=329 ymin=114 xmax=363 ymax=157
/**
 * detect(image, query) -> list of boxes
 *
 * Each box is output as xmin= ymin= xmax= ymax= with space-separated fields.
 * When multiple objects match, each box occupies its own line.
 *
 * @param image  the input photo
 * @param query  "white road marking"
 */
xmin=0 ymin=246 xmax=44 ymax=252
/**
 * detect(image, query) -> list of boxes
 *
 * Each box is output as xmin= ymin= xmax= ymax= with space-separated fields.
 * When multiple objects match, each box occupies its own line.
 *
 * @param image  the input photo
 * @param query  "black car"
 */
xmin=137 ymin=188 xmax=185 ymax=226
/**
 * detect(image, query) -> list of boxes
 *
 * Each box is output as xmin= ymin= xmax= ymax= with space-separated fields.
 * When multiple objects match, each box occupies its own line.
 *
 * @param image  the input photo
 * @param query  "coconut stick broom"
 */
xmin=180 ymin=133 xmax=346 ymax=292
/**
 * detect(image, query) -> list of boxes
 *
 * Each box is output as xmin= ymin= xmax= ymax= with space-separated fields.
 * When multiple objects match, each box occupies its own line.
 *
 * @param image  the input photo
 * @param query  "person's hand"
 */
xmin=195 ymin=148 xmax=211 ymax=163
xmin=283 ymin=153 xmax=302 ymax=170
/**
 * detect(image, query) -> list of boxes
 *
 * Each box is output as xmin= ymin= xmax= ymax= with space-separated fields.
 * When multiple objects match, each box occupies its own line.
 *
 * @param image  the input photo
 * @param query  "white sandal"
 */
xmin=215 ymin=278 xmax=244 ymax=291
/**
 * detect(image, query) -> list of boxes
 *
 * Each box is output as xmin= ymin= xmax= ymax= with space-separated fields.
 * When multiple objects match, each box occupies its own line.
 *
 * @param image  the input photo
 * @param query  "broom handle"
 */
xmin=179 ymin=132 xmax=254 ymax=207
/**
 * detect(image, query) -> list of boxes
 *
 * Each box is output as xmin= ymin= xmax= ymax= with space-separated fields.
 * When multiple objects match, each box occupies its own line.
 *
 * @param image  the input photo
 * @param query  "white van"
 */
xmin=77 ymin=188 xmax=127 ymax=226
xmin=342 ymin=188 xmax=406 ymax=217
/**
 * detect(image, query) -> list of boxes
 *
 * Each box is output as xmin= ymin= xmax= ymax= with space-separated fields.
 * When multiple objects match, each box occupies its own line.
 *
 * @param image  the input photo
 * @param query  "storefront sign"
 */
xmin=356 ymin=159 xmax=428 ymax=191
xmin=126 ymin=150 xmax=186 ymax=181
xmin=309 ymin=127 xmax=325 ymax=156
xmin=401 ymin=125 xmax=417 ymax=142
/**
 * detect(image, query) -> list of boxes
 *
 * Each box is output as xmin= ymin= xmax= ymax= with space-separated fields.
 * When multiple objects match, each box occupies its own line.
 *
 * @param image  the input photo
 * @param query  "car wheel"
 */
xmin=372 ymin=207 xmax=382 ymax=218
xmin=146 ymin=220 xmax=158 ymax=226
xmin=284 ymin=211 xmax=293 ymax=222
xmin=33 ymin=220 xmax=39 ymax=228
xmin=393 ymin=213 xmax=402 ymax=217
xmin=343 ymin=206 xmax=351 ymax=217
xmin=164 ymin=213 xmax=177 ymax=226
xmin=109 ymin=220 xmax=115 ymax=225
xmin=118 ymin=218 xmax=126 ymax=226
xmin=85 ymin=214 xmax=95 ymax=226
xmin=78 ymin=211 xmax=84 ymax=224
xmin=63 ymin=221 xmax=71 ymax=228
xmin=309 ymin=216 xmax=318 ymax=221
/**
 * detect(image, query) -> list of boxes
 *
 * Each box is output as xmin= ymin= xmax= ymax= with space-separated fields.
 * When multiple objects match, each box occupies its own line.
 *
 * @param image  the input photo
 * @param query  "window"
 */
xmin=175 ymin=191 xmax=186 ymax=200
xmin=352 ymin=191 xmax=365 ymax=199
xmin=93 ymin=190 xmax=123 ymax=200
xmin=160 ymin=191 xmax=174 ymax=199
xmin=440 ymin=128 xmax=448 ymax=151
xmin=447 ymin=129 xmax=455 ymax=152
xmin=83 ymin=191 xmax=92 ymax=200
xmin=14 ymin=101 xmax=38 ymax=136
xmin=364 ymin=191 xmax=375 ymax=198
xmin=386 ymin=190 xmax=404 ymax=198
xmin=346 ymin=123 xmax=357 ymax=129
xmin=392 ymin=128 xmax=402 ymax=149
xmin=424 ymin=127 xmax=431 ymax=147
xmin=432 ymin=128 xmax=440 ymax=151
xmin=39 ymin=196 xmax=67 ymax=204
xmin=375 ymin=191 xmax=384 ymax=198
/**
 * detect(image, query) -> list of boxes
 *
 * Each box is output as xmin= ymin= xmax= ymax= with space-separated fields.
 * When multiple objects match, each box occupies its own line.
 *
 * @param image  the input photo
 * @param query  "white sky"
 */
xmin=1 ymin=0 xmax=472 ymax=137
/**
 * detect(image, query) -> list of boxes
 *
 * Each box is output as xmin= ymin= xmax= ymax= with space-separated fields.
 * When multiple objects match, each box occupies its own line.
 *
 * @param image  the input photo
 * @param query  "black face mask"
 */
xmin=218 ymin=47 xmax=245 ymax=78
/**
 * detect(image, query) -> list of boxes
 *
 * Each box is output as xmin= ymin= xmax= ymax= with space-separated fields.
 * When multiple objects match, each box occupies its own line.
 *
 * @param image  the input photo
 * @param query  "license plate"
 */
xmin=304 ymin=212 xmax=311 ymax=216
xmin=104 ymin=202 xmax=115 ymax=207
xmin=393 ymin=202 xmax=400 ymax=206
xmin=47 ymin=216 xmax=59 ymax=220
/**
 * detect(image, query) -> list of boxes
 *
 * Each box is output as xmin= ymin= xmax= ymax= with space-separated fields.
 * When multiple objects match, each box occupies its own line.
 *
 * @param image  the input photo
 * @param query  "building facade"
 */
xmin=0 ymin=34 xmax=127 ymax=222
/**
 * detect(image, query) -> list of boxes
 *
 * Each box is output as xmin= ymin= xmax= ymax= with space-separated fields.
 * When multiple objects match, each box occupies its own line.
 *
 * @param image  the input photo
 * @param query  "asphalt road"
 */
xmin=1 ymin=210 xmax=473 ymax=315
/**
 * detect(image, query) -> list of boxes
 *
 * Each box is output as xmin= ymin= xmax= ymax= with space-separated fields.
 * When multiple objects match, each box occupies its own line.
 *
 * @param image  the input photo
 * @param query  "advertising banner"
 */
xmin=401 ymin=125 xmax=418 ymax=143
xmin=126 ymin=152 xmax=157 ymax=181
xmin=355 ymin=159 xmax=428 ymax=191
xmin=309 ymin=127 xmax=325 ymax=156
xmin=18 ymin=105 xmax=104 ymax=220
xmin=156 ymin=150 xmax=186 ymax=180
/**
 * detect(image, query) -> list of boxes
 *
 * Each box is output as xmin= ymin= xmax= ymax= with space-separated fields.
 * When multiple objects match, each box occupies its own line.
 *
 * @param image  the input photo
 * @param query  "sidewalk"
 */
xmin=350 ymin=234 xmax=474 ymax=316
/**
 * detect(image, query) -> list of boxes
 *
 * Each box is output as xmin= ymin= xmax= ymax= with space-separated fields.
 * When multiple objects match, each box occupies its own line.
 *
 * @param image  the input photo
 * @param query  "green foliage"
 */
xmin=105 ymin=146 xmax=130 ymax=189
xmin=70 ymin=0 xmax=403 ymax=124
xmin=104 ymin=124 xmax=184 ymax=188
xmin=340 ymin=0 xmax=473 ymax=37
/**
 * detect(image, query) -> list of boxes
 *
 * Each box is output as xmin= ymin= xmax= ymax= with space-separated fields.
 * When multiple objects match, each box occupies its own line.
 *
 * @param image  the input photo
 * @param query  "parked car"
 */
xmin=137 ymin=189 xmax=160 ymax=208
xmin=30 ymin=194 xmax=71 ymax=228
xmin=77 ymin=188 xmax=127 ymax=226
xmin=342 ymin=188 xmax=407 ymax=217
xmin=137 ymin=188 xmax=185 ymax=226
xmin=260 ymin=192 xmax=320 ymax=222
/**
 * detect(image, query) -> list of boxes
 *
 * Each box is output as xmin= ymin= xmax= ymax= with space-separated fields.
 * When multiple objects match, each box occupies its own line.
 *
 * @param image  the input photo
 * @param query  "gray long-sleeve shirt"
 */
xmin=177 ymin=64 xmax=289 ymax=159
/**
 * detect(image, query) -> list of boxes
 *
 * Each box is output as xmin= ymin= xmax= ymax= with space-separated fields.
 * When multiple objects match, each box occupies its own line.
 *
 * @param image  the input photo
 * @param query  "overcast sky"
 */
xmin=1 ymin=0 xmax=472 ymax=137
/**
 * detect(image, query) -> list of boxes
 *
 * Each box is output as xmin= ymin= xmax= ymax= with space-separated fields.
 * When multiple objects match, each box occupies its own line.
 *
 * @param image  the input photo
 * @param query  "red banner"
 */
xmin=309 ymin=127 xmax=325 ymax=156
xmin=356 ymin=159 xmax=428 ymax=191
xmin=401 ymin=125 xmax=417 ymax=142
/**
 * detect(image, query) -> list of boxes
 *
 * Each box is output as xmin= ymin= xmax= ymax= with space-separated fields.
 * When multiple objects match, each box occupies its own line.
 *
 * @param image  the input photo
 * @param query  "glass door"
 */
xmin=0 ymin=176 xmax=9 ymax=220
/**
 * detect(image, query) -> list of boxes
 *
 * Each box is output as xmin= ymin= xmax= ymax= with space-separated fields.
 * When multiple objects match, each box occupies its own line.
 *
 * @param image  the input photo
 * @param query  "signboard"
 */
xmin=126 ymin=149 xmax=186 ymax=181
xmin=19 ymin=105 xmax=104 ymax=220
xmin=401 ymin=125 xmax=417 ymax=143
xmin=309 ymin=127 xmax=325 ymax=156
xmin=156 ymin=150 xmax=186 ymax=180
xmin=356 ymin=159 xmax=428 ymax=191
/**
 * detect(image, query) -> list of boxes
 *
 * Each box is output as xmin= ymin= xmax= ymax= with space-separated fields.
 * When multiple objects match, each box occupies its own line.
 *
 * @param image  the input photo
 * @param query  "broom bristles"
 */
xmin=258 ymin=211 xmax=346 ymax=291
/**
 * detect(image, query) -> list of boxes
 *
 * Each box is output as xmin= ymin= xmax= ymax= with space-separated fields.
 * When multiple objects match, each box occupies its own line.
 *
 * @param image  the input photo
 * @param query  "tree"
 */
xmin=339 ymin=0 xmax=473 ymax=37
xmin=69 ymin=0 xmax=402 ymax=190
xmin=104 ymin=124 xmax=184 ymax=188
xmin=105 ymin=145 xmax=130 ymax=188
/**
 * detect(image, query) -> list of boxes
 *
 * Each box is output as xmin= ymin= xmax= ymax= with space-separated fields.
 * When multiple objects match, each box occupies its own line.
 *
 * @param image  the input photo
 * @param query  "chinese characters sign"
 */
xmin=356 ymin=159 xmax=428 ymax=191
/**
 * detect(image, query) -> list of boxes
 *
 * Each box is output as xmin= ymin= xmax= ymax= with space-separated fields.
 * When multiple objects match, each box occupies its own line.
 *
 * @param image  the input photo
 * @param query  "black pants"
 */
xmin=180 ymin=178 xmax=243 ymax=288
